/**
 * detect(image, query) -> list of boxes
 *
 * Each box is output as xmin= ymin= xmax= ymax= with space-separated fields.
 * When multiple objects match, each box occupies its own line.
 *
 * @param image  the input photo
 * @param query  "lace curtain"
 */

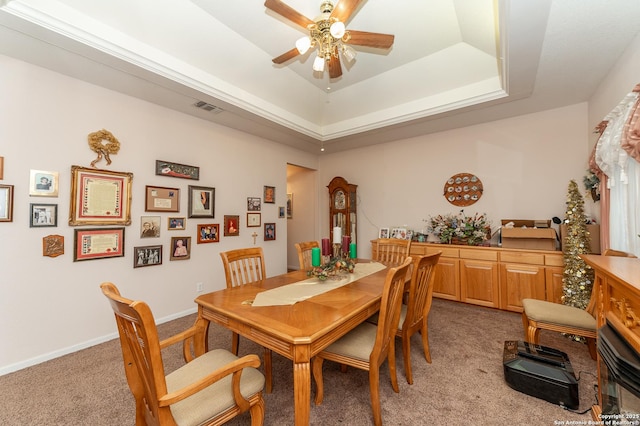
xmin=590 ymin=84 xmax=640 ymax=256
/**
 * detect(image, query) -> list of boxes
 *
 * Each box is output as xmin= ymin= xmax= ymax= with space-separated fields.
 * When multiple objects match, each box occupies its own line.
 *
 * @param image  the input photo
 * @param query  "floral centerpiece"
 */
xmin=307 ymin=256 xmax=356 ymax=281
xmin=425 ymin=210 xmax=492 ymax=246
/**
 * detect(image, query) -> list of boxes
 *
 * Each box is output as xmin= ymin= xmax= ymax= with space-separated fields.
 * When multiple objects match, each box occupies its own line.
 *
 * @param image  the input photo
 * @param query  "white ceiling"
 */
xmin=0 ymin=0 xmax=639 ymax=154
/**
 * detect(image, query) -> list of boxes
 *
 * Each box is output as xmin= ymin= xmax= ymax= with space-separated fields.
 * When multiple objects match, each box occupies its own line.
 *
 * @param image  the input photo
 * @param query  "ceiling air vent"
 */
xmin=194 ymin=101 xmax=224 ymax=114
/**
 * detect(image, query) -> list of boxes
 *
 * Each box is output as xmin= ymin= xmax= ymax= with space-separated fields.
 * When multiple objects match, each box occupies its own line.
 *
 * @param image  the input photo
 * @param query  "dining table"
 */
xmin=192 ymin=260 xmax=390 ymax=426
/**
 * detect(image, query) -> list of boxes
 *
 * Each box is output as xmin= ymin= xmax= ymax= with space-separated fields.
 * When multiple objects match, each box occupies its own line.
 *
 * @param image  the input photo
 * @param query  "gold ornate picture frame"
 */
xmin=69 ymin=166 xmax=132 ymax=226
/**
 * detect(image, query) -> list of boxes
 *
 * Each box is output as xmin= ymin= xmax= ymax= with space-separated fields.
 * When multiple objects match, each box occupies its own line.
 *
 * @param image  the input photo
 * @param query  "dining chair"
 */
xmin=374 ymin=238 xmax=411 ymax=266
xmin=220 ymin=247 xmax=272 ymax=393
xmin=312 ymin=257 xmax=412 ymax=426
xmin=521 ymin=248 xmax=636 ymax=360
xmin=294 ymin=240 xmax=320 ymax=270
xmin=100 ymin=282 xmax=265 ymax=426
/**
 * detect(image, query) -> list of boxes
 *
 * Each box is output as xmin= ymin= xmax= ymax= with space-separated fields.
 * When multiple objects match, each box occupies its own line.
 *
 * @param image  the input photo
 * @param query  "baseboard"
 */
xmin=0 ymin=307 xmax=197 ymax=376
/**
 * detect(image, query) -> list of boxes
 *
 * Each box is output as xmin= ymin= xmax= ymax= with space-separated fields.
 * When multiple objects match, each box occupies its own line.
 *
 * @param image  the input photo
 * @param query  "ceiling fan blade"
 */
xmin=264 ymin=0 xmax=314 ymax=29
xmin=329 ymin=55 xmax=342 ymax=79
xmin=272 ymin=47 xmax=301 ymax=64
xmin=331 ymin=0 xmax=365 ymax=23
xmin=347 ymin=30 xmax=395 ymax=49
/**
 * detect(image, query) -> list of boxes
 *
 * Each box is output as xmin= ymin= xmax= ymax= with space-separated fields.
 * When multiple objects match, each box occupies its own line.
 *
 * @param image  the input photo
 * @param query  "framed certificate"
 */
xmin=73 ymin=228 xmax=125 ymax=261
xmin=69 ymin=166 xmax=132 ymax=226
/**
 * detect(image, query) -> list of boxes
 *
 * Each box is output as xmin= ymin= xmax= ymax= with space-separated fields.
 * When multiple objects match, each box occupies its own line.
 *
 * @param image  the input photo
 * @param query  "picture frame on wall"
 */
xmin=140 ymin=215 xmax=161 ymax=238
xmin=168 ymin=217 xmax=186 ymax=230
xmin=43 ymin=234 xmax=64 ymax=258
xmin=30 ymin=203 xmax=57 ymax=227
xmin=155 ymin=160 xmax=199 ymax=180
xmin=133 ymin=245 xmax=162 ymax=268
xmin=278 ymin=206 xmax=285 ymax=218
xmin=29 ymin=169 xmax=59 ymax=197
xmin=247 ymin=212 xmax=261 ymax=227
xmin=170 ymin=236 xmax=191 ymax=260
xmin=247 ymin=197 xmax=261 ymax=211
xmin=69 ymin=166 xmax=132 ymax=226
xmin=0 ymin=184 xmax=14 ymax=222
xmin=73 ymin=227 xmax=125 ymax=262
xmin=286 ymin=193 xmax=293 ymax=219
xmin=197 ymin=223 xmax=219 ymax=243
xmin=188 ymin=185 xmax=215 ymax=218
xmin=224 ymin=215 xmax=239 ymax=236
xmin=264 ymin=223 xmax=276 ymax=241
xmin=264 ymin=186 xmax=275 ymax=204
xmin=145 ymin=185 xmax=180 ymax=213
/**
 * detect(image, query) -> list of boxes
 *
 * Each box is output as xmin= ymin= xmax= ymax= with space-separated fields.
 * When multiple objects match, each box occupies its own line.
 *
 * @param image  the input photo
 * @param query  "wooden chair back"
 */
xmin=220 ymin=247 xmax=266 ymax=287
xmin=404 ymin=253 xmax=441 ymax=331
xmin=374 ymin=238 xmax=411 ymax=266
xmin=294 ymin=241 xmax=320 ymax=270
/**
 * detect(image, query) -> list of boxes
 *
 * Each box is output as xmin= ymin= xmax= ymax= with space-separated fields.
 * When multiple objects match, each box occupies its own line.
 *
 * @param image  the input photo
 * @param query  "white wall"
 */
xmin=0 ymin=55 xmax=318 ymax=374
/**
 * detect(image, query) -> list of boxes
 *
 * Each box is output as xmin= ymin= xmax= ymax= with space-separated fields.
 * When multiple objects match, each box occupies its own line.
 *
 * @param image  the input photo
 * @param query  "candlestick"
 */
xmin=311 ymin=247 xmax=321 ymax=267
xmin=333 ymin=226 xmax=342 ymax=243
xmin=321 ymin=238 xmax=331 ymax=256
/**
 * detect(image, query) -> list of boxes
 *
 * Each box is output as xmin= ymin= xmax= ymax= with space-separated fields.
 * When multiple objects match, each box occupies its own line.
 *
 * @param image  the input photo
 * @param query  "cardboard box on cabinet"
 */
xmin=501 ymin=227 xmax=558 ymax=250
xmin=559 ymin=224 xmax=601 ymax=254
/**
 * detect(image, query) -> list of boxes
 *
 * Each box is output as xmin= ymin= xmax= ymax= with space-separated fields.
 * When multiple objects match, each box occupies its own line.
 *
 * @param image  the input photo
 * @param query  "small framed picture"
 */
xmin=170 ymin=236 xmax=191 ymax=260
xmin=379 ymin=227 xmax=390 ymax=239
xmin=188 ymin=185 xmax=215 ymax=218
xmin=197 ymin=223 xmax=219 ymax=243
xmin=247 ymin=212 xmax=261 ymax=227
xmin=145 ymin=185 xmax=180 ymax=212
xmin=264 ymin=223 xmax=276 ymax=241
xmin=247 ymin=197 xmax=261 ymax=211
xmin=140 ymin=216 xmax=161 ymax=238
xmin=264 ymin=186 xmax=275 ymax=204
xmin=287 ymin=193 xmax=293 ymax=219
xmin=0 ymin=184 xmax=14 ymax=222
xmin=74 ymin=228 xmax=125 ymax=262
xmin=224 ymin=215 xmax=240 ymax=236
xmin=391 ymin=228 xmax=407 ymax=239
xmin=155 ymin=160 xmax=199 ymax=180
xmin=30 ymin=169 xmax=59 ymax=197
xmin=134 ymin=245 xmax=162 ymax=268
xmin=278 ymin=206 xmax=285 ymax=218
xmin=168 ymin=217 xmax=186 ymax=230
xmin=43 ymin=234 xmax=64 ymax=257
xmin=30 ymin=203 xmax=57 ymax=227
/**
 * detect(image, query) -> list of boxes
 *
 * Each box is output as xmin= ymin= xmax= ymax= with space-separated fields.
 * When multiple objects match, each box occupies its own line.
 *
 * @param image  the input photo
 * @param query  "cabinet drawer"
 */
xmin=545 ymin=254 xmax=564 ymax=267
xmin=500 ymin=251 xmax=545 ymax=265
xmin=426 ymin=246 xmax=458 ymax=258
xmin=460 ymin=248 xmax=498 ymax=261
xmin=410 ymin=245 xmax=428 ymax=255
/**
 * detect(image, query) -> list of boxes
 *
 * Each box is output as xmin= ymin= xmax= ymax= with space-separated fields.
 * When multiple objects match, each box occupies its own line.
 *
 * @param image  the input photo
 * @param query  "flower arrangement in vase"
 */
xmin=307 ymin=255 xmax=356 ymax=281
xmin=425 ymin=210 xmax=492 ymax=246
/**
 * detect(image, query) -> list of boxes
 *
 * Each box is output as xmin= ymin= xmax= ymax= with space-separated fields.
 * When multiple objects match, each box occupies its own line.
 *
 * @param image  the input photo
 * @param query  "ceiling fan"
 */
xmin=265 ymin=0 xmax=395 ymax=78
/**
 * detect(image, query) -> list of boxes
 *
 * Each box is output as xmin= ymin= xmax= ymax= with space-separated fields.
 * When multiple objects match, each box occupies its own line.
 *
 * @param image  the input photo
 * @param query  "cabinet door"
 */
xmin=460 ymin=259 xmax=499 ymax=308
xmin=545 ymin=266 xmax=564 ymax=304
xmin=433 ymin=258 xmax=460 ymax=301
xmin=499 ymin=263 xmax=546 ymax=312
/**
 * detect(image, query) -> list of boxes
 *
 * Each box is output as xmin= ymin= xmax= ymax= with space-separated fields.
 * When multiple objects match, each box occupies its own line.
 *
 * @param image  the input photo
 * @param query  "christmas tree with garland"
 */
xmin=562 ymin=180 xmax=594 ymax=310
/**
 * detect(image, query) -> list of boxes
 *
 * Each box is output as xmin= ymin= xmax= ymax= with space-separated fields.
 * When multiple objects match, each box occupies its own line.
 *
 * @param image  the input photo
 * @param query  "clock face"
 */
xmin=334 ymin=190 xmax=346 ymax=209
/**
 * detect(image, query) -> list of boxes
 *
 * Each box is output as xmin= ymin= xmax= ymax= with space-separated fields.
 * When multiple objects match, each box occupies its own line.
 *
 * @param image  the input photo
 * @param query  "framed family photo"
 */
xmin=168 ymin=217 xmax=186 ymax=230
xmin=264 ymin=223 xmax=276 ymax=241
xmin=224 ymin=215 xmax=239 ymax=236
xmin=264 ymin=186 xmax=275 ymax=204
xmin=134 ymin=245 xmax=162 ymax=268
xmin=0 ymin=184 xmax=14 ymax=222
xmin=188 ymin=185 xmax=214 ymax=218
xmin=379 ymin=227 xmax=390 ymax=238
xmin=30 ymin=169 xmax=59 ymax=197
xmin=247 ymin=197 xmax=261 ymax=211
xmin=197 ymin=223 xmax=219 ymax=243
xmin=170 ymin=236 xmax=191 ymax=260
xmin=140 ymin=216 xmax=160 ymax=238
xmin=74 ymin=227 xmax=125 ymax=262
xmin=30 ymin=203 xmax=57 ymax=227
xmin=69 ymin=166 xmax=132 ymax=226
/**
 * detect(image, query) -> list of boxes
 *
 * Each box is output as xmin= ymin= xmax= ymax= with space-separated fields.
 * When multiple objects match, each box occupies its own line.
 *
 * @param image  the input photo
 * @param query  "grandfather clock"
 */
xmin=328 ymin=176 xmax=358 ymax=248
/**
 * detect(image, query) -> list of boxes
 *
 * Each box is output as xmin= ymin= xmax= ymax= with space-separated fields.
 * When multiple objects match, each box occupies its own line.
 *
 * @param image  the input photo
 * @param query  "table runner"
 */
xmin=251 ymin=261 xmax=387 ymax=307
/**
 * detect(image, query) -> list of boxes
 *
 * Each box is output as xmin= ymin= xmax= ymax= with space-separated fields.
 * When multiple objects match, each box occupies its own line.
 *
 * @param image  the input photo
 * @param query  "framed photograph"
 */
xmin=145 ymin=185 xmax=179 ymax=213
xmin=247 ymin=212 xmax=261 ymax=227
xmin=155 ymin=160 xmax=199 ymax=180
xmin=43 ymin=234 xmax=64 ymax=258
xmin=279 ymin=206 xmax=285 ymax=218
xmin=168 ymin=217 xmax=186 ymax=230
xmin=287 ymin=193 xmax=293 ymax=219
xmin=391 ymin=228 xmax=407 ymax=240
xmin=170 ymin=236 xmax=191 ymax=260
xmin=379 ymin=227 xmax=390 ymax=239
xmin=134 ymin=245 xmax=162 ymax=268
xmin=264 ymin=186 xmax=275 ymax=204
xmin=247 ymin=197 xmax=261 ymax=211
xmin=30 ymin=203 xmax=57 ymax=227
xmin=69 ymin=166 xmax=132 ymax=226
xmin=0 ymin=156 xmax=3 ymax=180
xmin=224 ymin=215 xmax=239 ymax=236
xmin=140 ymin=215 xmax=161 ymax=238
xmin=264 ymin=223 xmax=276 ymax=241
xmin=0 ymin=184 xmax=14 ymax=222
xmin=30 ymin=169 xmax=59 ymax=197
xmin=197 ymin=223 xmax=219 ymax=243
xmin=188 ymin=185 xmax=215 ymax=218
xmin=74 ymin=227 xmax=125 ymax=262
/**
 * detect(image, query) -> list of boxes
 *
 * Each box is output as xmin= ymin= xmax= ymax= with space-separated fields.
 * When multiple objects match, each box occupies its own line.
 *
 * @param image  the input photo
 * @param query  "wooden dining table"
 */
xmin=192 ymin=261 xmax=390 ymax=426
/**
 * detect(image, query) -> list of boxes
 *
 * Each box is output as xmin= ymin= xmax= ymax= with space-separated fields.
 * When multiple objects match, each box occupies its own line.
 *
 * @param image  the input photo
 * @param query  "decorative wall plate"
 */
xmin=443 ymin=173 xmax=483 ymax=207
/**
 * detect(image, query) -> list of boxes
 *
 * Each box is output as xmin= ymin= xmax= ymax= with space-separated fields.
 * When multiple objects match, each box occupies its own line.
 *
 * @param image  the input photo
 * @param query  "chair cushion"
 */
xmin=323 ymin=322 xmax=377 ymax=361
xmin=522 ymin=298 xmax=596 ymax=331
xmin=166 ymin=349 xmax=265 ymax=426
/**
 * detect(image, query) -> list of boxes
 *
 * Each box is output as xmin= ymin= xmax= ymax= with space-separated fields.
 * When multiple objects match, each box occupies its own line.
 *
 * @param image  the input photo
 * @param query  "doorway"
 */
xmin=286 ymin=163 xmax=317 ymax=270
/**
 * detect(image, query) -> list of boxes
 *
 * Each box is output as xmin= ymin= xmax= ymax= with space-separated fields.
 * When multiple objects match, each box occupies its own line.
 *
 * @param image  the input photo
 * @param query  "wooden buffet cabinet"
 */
xmin=372 ymin=241 xmax=565 ymax=312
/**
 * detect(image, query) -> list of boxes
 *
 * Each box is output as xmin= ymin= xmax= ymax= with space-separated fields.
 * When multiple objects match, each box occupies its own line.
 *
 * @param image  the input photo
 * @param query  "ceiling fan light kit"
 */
xmin=265 ymin=0 xmax=395 ymax=79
